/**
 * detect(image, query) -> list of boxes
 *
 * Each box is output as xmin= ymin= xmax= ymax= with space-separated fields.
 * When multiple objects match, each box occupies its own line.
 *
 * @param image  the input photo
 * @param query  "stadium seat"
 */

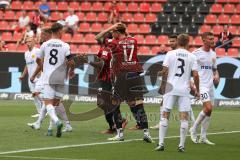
xmin=139 ymin=46 xmax=150 ymax=55
xmin=139 ymin=24 xmax=150 ymax=34
xmin=151 ymin=46 xmax=161 ymax=55
xmin=22 ymin=1 xmax=34 ymax=10
xmin=182 ymin=14 xmax=192 ymax=24
xmin=205 ymin=14 xmax=217 ymax=24
xmin=122 ymin=13 xmax=133 ymax=22
xmin=227 ymin=48 xmax=239 ymax=57
xmin=187 ymin=25 xmax=198 ymax=36
xmin=72 ymin=34 xmax=84 ymax=43
xmin=224 ymin=4 xmax=235 ymax=14
xmin=79 ymin=45 xmax=90 ymax=54
xmin=133 ymin=13 xmax=145 ymax=23
xmin=192 ymin=14 xmax=205 ymax=24
xmin=175 ymin=2 xmax=186 ymax=13
xmin=28 ymin=11 xmax=36 ymax=18
xmin=7 ymin=43 xmax=17 ymax=51
xmin=157 ymin=13 xmax=168 ymax=24
xmin=145 ymin=35 xmax=157 ymax=45
xmin=151 ymin=3 xmax=163 ymax=12
xmin=194 ymin=36 xmax=203 ymax=46
xmin=1 ymin=32 xmax=12 ymax=41
xmin=228 ymin=26 xmax=238 ymax=35
xmin=162 ymin=24 xmax=174 ymax=35
xmin=12 ymin=32 xmax=23 ymax=42
xmin=103 ymin=24 xmax=112 ymax=30
xmin=158 ymin=35 xmax=168 ymax=45
xmin=0 ymin=21 xmax=8 ymax=30
xmin=175 ymin=25 xmax=187 ymax=34
xmin=218 ymin=14 xmax=230 ymax=24
xmin=4 ymin=11 xmax=15 ymax=20
xmin=210 ymin=4 xmax=223 ymax=14
xmin=229 ymin=0 xmax=240 ymax=3
xmin=118 ymin=2 xmax=127 ymax=12
xmin=91 ymin=23 xmax=102 ymax=32
xmin=186 ymin=3 xmax=197 ymax=14
xmin=86 ymin=12 xmax=97 ymax=22
xmin=134 ymin=35 xmax=144 ymax=44
xmin=70 ymin=44 xmax=78 ymax=53
xmin=212 ymin=25 xmax=223 ymax=35
xmin=85 ymin=34 xmax=97 ymax=44
xmin=51 ymin=12 xmax=60 ymax=21
xmin=11 ymin=1 xmax=22 ymax=10
xmin=151 ymin=22 xmax=161 ymax=35
xmin=69 ymin=1 xmax=79 ymax=10
xmin=90 ymin=45 xmax=100 ymax=54
xmin=78 ymin=23 xmax=90 ymax=32
xmin=140 ymin=3 xmax=150 ymax=13
xmin=169 ymin=13 xmax=181 ymax=24
xmin=17 ymin=44 xmax=27 ymax=52
xmin=63 ymin=12 xmax=70 ymax=19
xmin=48 ymin=1 xmax=57 ymax=10
xmin=145 ymin=13 xmax=157 ymax=23
xmin=92 ymin=2 xmax=103 ymax=11
xmin=230 ymin=15 xmax=240 ymax=24
xmin=236 ymin=4 xmax=240 ymax=14
xmin=15 ymin=11 xmax=22 ymax=20
xmin=62 ymin=33 xmax=72 ymax=43
xmin=216 ymin=48 xmax=226 ymax=57
xmin=232 ymin=37 xmax=240 ymax=47
xmin=163 ymin=3 xmax=173 ymax=13
xmin=104 ymin=2 xmax=112 ymax=11
xmin=128 ymin=2 xmax=138 ymax=12
xmin=198 ymin=3 xmax=210 ymax=14
xmin=58 ymin=2 xmax=68 ymax=11
xmin=76 ymin=12 xmax=85 ymax=21
xmin=81 ymin=2 xmax=91 ymax=11
xmin=127 ymin=24 xmax=138 ymax=34
xmin=98 ymin=12 xmax=108 ymax=22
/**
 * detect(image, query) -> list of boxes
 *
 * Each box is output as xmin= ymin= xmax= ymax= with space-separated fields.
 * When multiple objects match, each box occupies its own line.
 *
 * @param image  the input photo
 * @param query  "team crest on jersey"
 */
xmin=31 ymin=54 xmax=36 ymax=59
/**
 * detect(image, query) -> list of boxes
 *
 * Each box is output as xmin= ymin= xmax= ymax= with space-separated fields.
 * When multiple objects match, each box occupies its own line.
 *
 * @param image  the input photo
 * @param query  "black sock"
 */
xmin=130 ymin=105 xmax=141 ymax=127
xmin=113 ymin=106 xmax=122 ymax=129
xmin=105 ymin=112 xmax=114 ymax=130
xmin=135 ymin=104 xmax=148 ymax=129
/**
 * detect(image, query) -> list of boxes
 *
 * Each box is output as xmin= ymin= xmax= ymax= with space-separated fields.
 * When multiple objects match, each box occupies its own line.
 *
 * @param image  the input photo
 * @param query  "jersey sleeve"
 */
xmin=212 ymin=51 xmax=217 ymax=69
xmin=162 ymin=52 xmax=171 ymax=67
xmin=191 ymin=55 xmax=198 ymax=71
xmin=38 ymin=43 xmax=45 ymax=59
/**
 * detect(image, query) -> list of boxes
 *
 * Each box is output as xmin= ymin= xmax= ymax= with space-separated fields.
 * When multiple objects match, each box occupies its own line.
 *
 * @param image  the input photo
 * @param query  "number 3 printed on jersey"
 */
xmin=123 ymin=44 xmax=134 ymax=62
xmin=49 ymin=49 xmax=58 ymax=65
xmin=175 ymin=58 xmax=185 ymax=77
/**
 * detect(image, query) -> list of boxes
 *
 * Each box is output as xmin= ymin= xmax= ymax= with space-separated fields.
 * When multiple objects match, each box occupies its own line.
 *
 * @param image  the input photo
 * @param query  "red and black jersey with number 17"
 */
xmin=97 ymin=46 xmax=112 ymax=82
xmin=109 ymin=37 xmax=143 ymax=75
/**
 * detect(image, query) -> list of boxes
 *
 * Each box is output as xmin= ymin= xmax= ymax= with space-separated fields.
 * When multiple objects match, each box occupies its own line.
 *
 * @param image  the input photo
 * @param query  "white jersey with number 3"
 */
xmin=163 ymin=48 xmax=198 ymax=96
xmin=37 ymin=39 xmax=70 ymax=85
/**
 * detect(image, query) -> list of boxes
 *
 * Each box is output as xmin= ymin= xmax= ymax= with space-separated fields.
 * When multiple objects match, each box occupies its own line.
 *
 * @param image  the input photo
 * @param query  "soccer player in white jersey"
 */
xmin=30 ymin=23 xmax=75 ymax=137
xmin=19 ymin=35 xmax=42 ymax=118
xmin=189 ymin=32 xmax=220 ymax=145
xmin=155 ymin=34 xmax=200 ymax=152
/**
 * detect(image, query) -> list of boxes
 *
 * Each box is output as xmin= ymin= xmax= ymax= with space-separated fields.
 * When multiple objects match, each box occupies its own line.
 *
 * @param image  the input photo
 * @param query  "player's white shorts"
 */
xmin=200 ymin=87 xmax=214 ymax=103
xmin=43 ymin=84 xmax=67 ymax=99
xmin=28 ymin=81 xmax=36 ymax=93
xmin=35 ymin=79 xmax=43 ymax=93
xmin=162 ymin=95 xmax=191 ymax=112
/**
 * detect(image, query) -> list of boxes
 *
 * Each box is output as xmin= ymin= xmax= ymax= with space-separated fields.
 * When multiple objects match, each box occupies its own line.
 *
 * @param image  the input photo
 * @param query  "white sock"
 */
xmin=201 ymin=116 xmax=210 ymax=140
xmin=46 ymin=104 xmax=59 ymax=124
xmin=33 ymin=96 xmax=42 ymax=113
xmin=55 ymin=103 xmax=70 ymax=125
xmin=36 ymin=104 xmax=47 ymax=124
xmin=159 ymin=118 xmax=168 ymax=146
xmin=117 ymin=128 xmax=123 ymax=137
xmin=179 ymin=120 xmax=189 ymax=147
xmin=192 ymin=110 xmax=206 ymax=132
xmin=189 ymin=107 xmax=195 ymax=124
xmin=48 ymin=119 xmax=54 ymax=130
xmin=143 ymin=129 xmax=150 ymax=136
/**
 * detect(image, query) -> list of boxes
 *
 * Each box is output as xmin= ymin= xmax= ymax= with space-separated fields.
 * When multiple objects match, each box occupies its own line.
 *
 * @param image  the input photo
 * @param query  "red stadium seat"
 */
xmin=50 ymin=12 xmax=60 ymax=21
xmin=17 ymin=44 xmax=27 ymax=52
xmin=158 ymin=35 xmax=168 ymax=45
xmin=212 ymin=25 xmax=223 ymax=35
xmin=78 ymin=23 xmax=90 ymax=32
xmin=151 ymin=3 xmax=163 ymax=12
xmin=236 ymin=4 xmax=240 ymax=14
xmin=0 ymin=21 xmax=8 ymax=30
xmin=139 ymin=46 xmax=150 ymax=55
xmin=216 ymin=48 xmax=226 ymax=57
xmin=199 ymin=25 xmax=211 ymax=34
xmin=218 ymin=14 xmax=230 ymax=24
xmin=227 ymin=48 xmax=239 ymax=57
xmin=211 ymin=4 xmax=223 ymax=14
xmin=4 ymin=11 xmax=15 ymax=20
xmin=63 ymin=12 xmax=70 ymax=19
xmin=117 ymin=2 xmax=127 ymax=12
xmin=140 ymin=3 xmax=150 ymax=13
xmin=228 ymin=0 xmax=240 ymax=3
xmin=79 ymin=45 xmax=90 ymax=54
xmin=122 ymin=13 xmax=133 ymax=22
xmin=134 ymin=35 xmax=144 ymax=44
xmin=194 ymin=36 xmax=203 ymax=46
xmin=1 ymin=32 xmax=12 ymax=41
xmin=205 ymin=14 xmax=217 ymax=24
xmin=145 ymin=35 xmax=157 ymax=45
xmin=7 ymin=43 xmax=17 ymax=51
xmin=86 ymin=12 xmax=96 ymax=22
xmin=232 ymin=37 xmax=240 ymax=47
xmin=90 ymin=45 xmax=100 ymax=54
xmin=11 ymin=1 xmax=22 ymax=10
xmin=28 ymin=11 xmax=35 ymax=18
xmin=128 ymin=2 xmax=139 ymax=12
xmin=92 ymin=2 xmax=103 ymax=11
xmin=151 ymin=46 xmax=161 ymax=55
xmin=216 ymin=0 xmax=228 ymax=3
xmin=127 ymin=24 xmax=138 ymax=34
xmin=69 ymin=1 xmax=79 ymax=10
xmin=58 ymin=2 xmax=68 ymax=11
xmin=228 ymin=26 xmax=238 ymax=35
xmin=98 ymin=12 xmax=108 ymax=22
xmin=139 ymin=24 xmax=150 ymax=34
xmin=91 ymin=23 xmax=102 ymax=32
xmin=16 ymin=11 xmax=22 ymax=20
xmin=85 ymin=34 xmax=97 ymax=44
xmin=70 ymin=44 xmax=78 ymax=53
xmin=22 ymin=1 xmax=34 ymax=10
xmin=103 ymin=24 xmax=112 ymax=30
xmin=104 ymin=2 xmax=112 ymax=11
xmin=12 ymin=32 xmax=23 ymax=42
xmin=133 ymin=13 xmax=144 ymax=22
xmin=62 ymin=33 xmax=72 ymax=43
xmin=76 ymin=12 xmax=85 ymax=21
xmin=48 ymin=1 xmax=56 ymax=10
xmin=230 ymin=15 xmax=240 ymax=24
xmin=81 ymin=2 xmax=91 ymax=11
xmin=223 ymin=4 xmax=235 ymax=14
xmin=145 ymin=13 xmax=157 ymax=23
xmin=72 ymin=34 xmax=84 ymax=43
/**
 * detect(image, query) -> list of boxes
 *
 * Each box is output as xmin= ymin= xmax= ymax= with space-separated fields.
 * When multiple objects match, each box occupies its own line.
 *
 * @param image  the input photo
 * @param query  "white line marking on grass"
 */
xmin=0 ymin=130 xmax=239 ymax=155
xmin=0 ymin=155 xmax=92 ymax=160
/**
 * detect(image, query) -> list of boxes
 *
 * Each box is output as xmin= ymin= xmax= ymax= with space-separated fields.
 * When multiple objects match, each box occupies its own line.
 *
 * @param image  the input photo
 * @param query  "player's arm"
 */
xmin=192 ymin=70 xmax=200 ymax=99
xmin=78 ymin=54 xmax=104 ymax=69
xmin=159 ymin=66 xmax=168 ymax=95
xmin=95 ymin=22 xmax=121 ymax=42
xmin=30 ymin=58 xmax=42 ymax=83
xmin=19 ymin=65 xmax=28 ymax=81
xmin=213 ymin=68 xmax=219 ymax=85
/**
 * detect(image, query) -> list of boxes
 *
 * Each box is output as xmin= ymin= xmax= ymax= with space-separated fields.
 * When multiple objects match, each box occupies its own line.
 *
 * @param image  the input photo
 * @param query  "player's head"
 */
xmin=112 ymin=23 xmax=126 ymax=39
xmin=201 ymin=32 xmax=215 ymax=48
xmin=101 ymin=32 xmax=113 ymax=46
xmin=25 ymin=35 xmax=35 ymax=50
xmin=51 ymin=22 xmax=64 ymax=39
xmin=177 ymin=34 xmax=189 ymax=49
xmin=40 ymin=27 xmax=52 ymax=45
xmin=169 ymin=34 xmax=177 ymax=50
xmin=68 ymin=8 xmax=74 ymax=15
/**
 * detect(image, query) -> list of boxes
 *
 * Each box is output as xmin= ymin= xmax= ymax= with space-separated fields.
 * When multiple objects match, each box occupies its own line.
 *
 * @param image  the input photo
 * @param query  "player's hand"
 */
xmin=77 ymin=54 xmax=88 ymax=63
xmin=213 ymin=74 xmax=220 ymax=85
xmin=30 ymin=76 xmax=35 ymax=83
xmin=157 ymin=71 xmax=163 ymax=77
xmin=159 ymin=85 xmax=165 ymax=95
xmin=68 ymin=69 xmax=75 ymax=79
xmin=195 ymin=92 xmax=200 ymax=100
xmin=67 ymin=60 xmax=75 ymax=68
xmin=19 ymin=75 xmax=24 ymax=81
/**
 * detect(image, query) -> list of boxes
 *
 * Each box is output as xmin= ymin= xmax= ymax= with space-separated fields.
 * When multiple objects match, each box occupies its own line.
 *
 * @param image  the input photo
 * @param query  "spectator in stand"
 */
xmin=14 ymin=11 xmax=30 ymax=33
xmin=30 ymin=11 xmax=42 ymax=34
xmin=0 ymin=39 xmax=7 ymax=51
xmin=216 ymin=25 xmax=233 ymax=52
xmin=38 ymin=0 xmax=50 ymax=22
xmin=108 ymin=0 xmax=120 ymax=24
xmin=57 ymin=13 xmax=66 ymax=27
xmin=0 ymin=0 xmax=11 ymax=10
xmin=65 ymin=8 xmax=79 ymax=35
xmin=157 ymin=44 xmax=167 ymax=55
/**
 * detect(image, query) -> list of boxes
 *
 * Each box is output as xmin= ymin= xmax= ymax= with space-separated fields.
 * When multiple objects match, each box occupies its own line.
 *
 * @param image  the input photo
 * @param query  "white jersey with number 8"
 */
xmin=163 ymin=48 xmax=198 ymax=96
xmin=37 ymin=39 xmax=71 ymax=85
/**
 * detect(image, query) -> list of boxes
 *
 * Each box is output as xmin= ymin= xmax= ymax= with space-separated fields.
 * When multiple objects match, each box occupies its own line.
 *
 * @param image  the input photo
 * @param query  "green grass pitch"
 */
xmin=0 ymin=100 xmax=239 ymax=160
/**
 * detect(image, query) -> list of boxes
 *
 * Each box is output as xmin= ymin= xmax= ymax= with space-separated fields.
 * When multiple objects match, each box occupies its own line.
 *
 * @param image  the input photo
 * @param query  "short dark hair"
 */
xmin=177 ymin=34 xmax=189 ymax=47
xmin=51 ymin=23 xmax=63 ymax=33
xmin=201 ymin=32 xmax=214 ymax=40
xmin=113 ymin=23 xmax=126 ymax=34
xmin=42 ymin=27 xmax=52 ymax=34
xmin=169 ymin=34 xmax=177 ymax=39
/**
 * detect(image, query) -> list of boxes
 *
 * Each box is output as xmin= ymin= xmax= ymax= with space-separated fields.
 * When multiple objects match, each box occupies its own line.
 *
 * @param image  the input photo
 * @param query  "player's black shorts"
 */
xmin=97 ymin=80 xmax=113 ymax=113
xmin=113 ymin=72 xmax=147 ymax=102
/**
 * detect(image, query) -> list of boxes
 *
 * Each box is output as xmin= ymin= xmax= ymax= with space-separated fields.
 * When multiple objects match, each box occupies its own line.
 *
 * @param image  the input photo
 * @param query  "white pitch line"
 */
xmin=0 ymin=155 xmax=92 ymax=160
xmin=0 ymin=130 xmax=239 ymax=155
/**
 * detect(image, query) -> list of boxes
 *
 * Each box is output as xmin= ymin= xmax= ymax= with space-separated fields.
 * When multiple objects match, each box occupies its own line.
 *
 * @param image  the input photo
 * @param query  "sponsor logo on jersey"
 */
xmin=200 ymin=65 xmax=212 ymax=69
